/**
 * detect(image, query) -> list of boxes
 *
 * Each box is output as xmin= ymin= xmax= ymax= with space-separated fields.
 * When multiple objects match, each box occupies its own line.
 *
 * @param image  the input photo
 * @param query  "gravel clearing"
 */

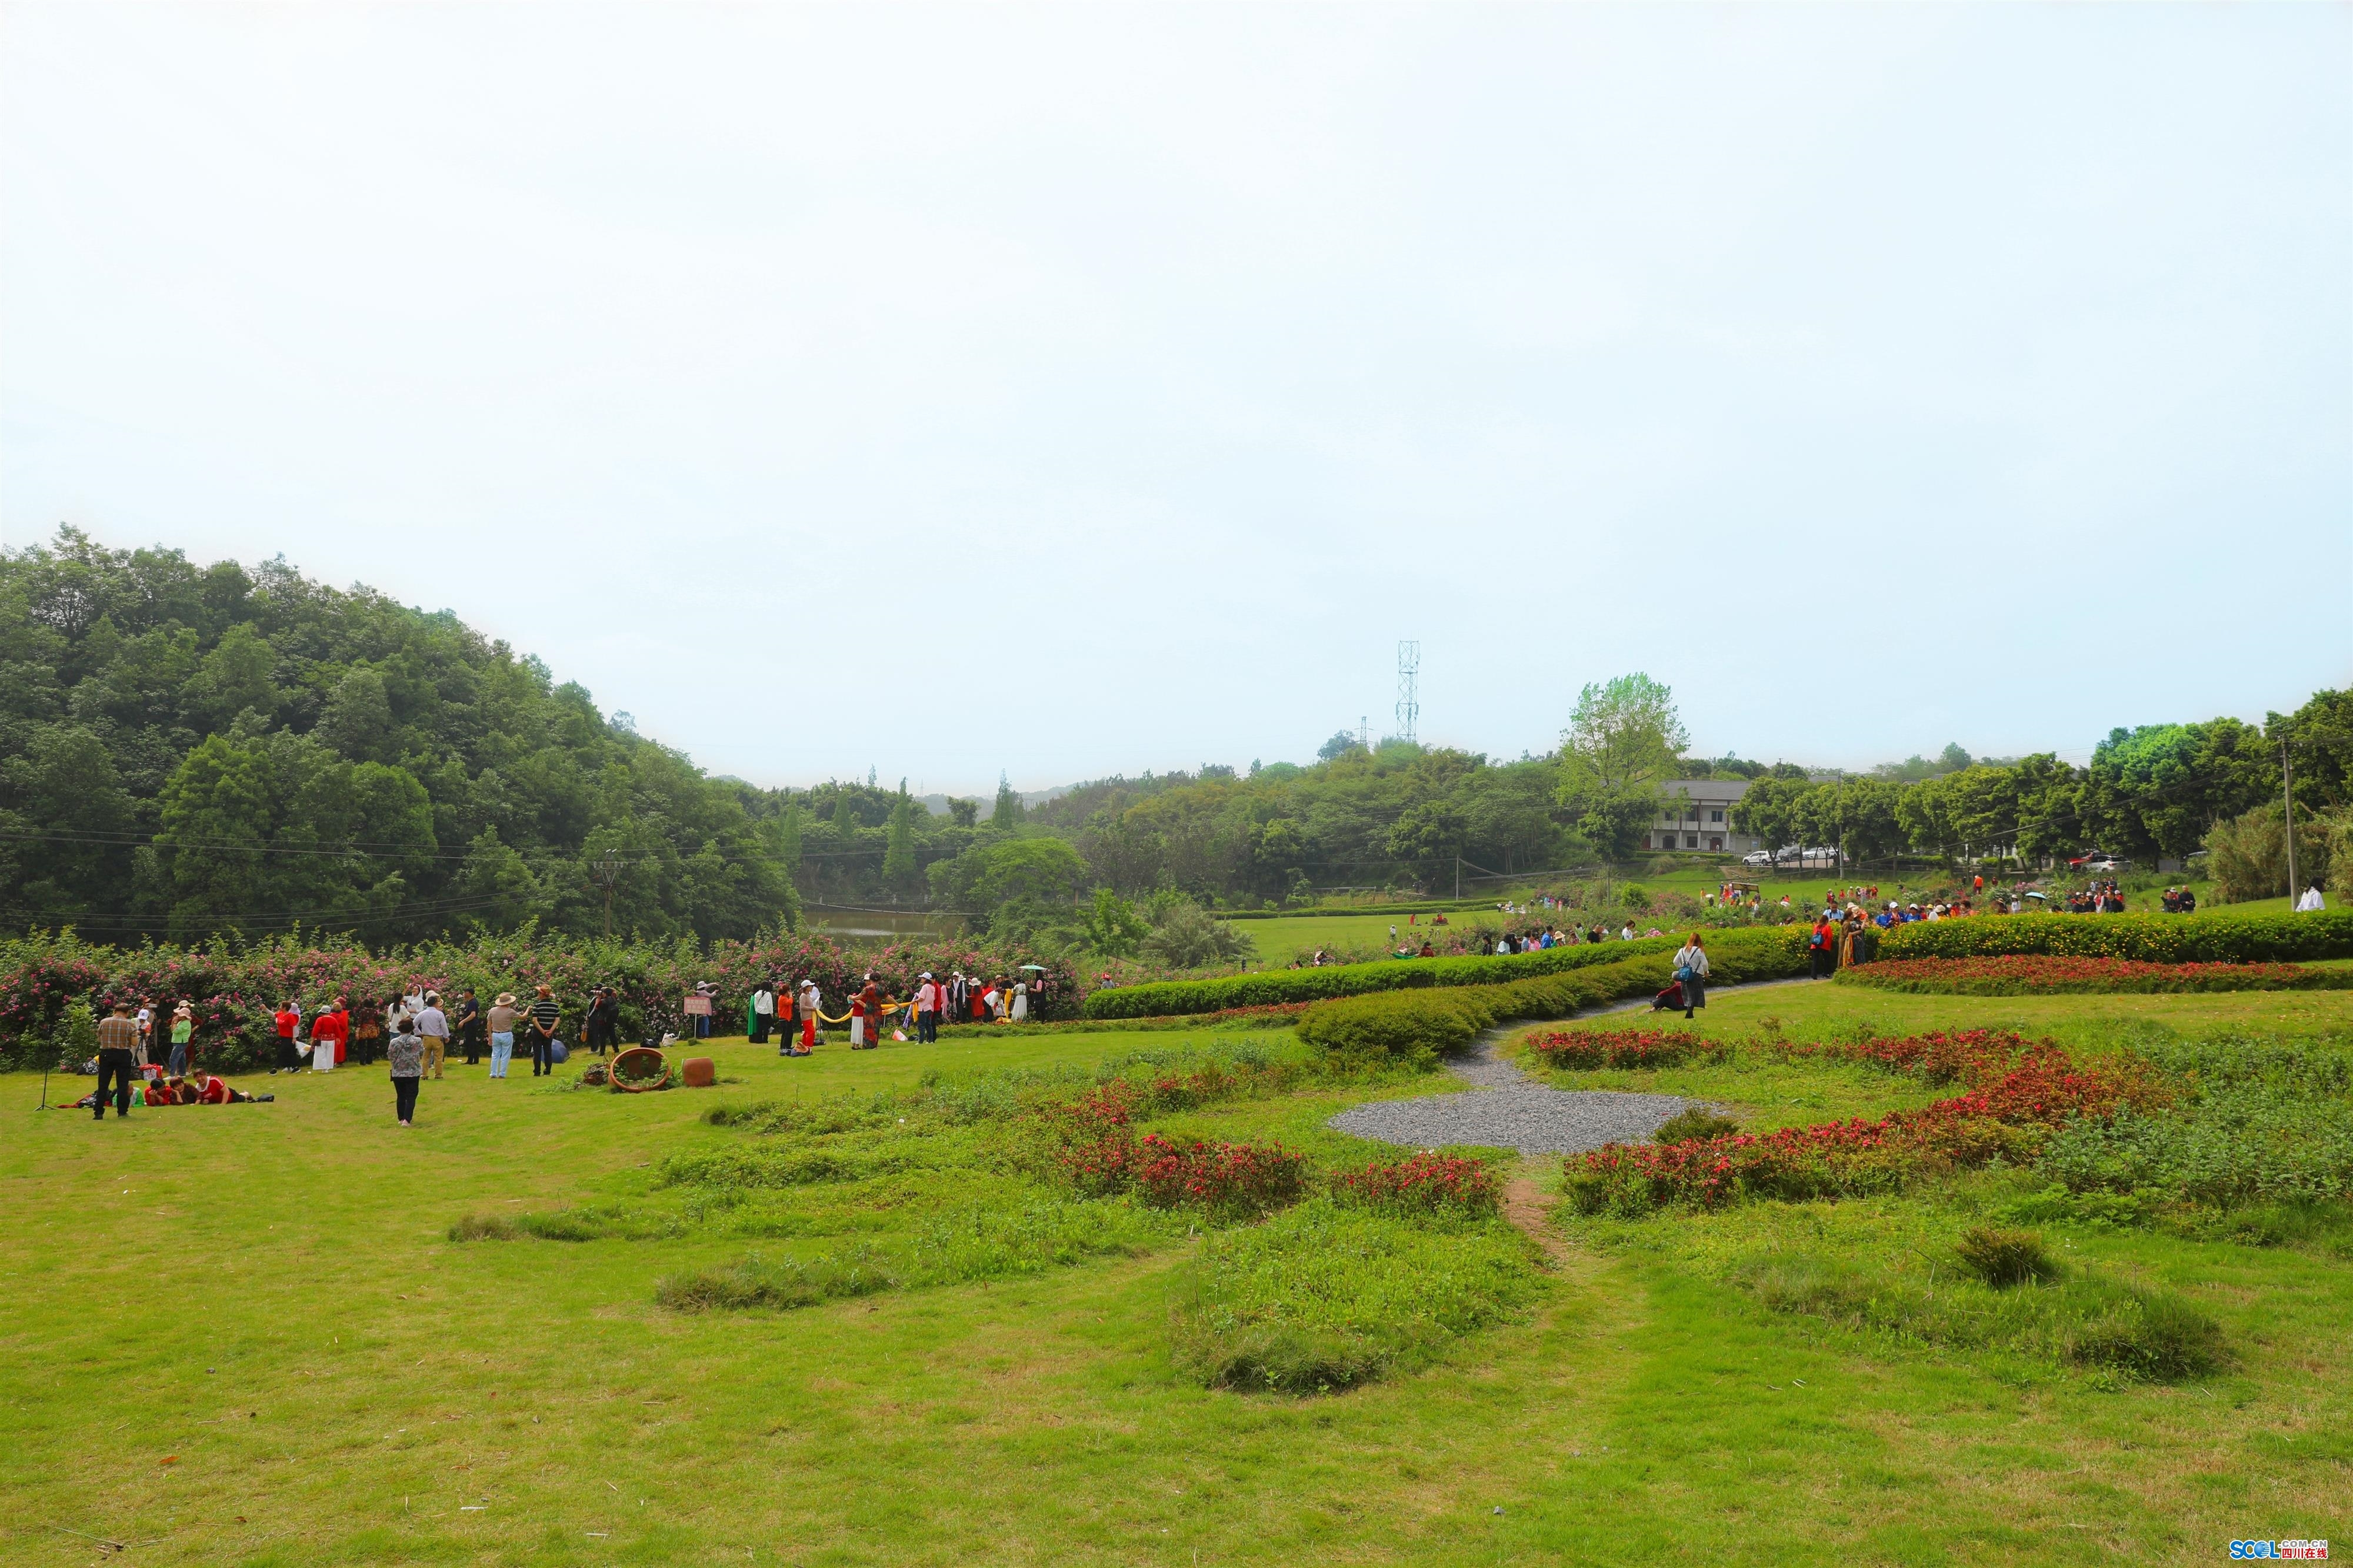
xmin=1327 ymin=1026 xmax=1697 ymax=1157
xmin=1324 ymin=976 xmax=1817 ymax=1156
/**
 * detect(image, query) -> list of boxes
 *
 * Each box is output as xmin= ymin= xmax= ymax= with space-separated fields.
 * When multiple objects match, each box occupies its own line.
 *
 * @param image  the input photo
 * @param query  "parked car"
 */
xmin=2085 ymin=855 xmax=2128 ymax=873
xmin=1742 ymin=849 xmax=1777 ymax=866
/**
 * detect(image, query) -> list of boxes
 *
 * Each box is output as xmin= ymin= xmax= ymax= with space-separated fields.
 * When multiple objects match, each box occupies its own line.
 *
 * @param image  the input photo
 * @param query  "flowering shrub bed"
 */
xmin=1086 ymin=927 xmax=1809 ymax=1019
xmin=1875 ymin=909 xmax=2353 ymax=965
xmin=0 ymin=928 xmax=1079 ymax=1071
xmin=1524 ymin=1029 xmax=1728 ymax=1070
xmin=1332 ymin=1153 xmax=1501 ymax=1217
xmin=1771 ymin=1027 xmax=2032 ymax=1085
xmin=1564 ymin=1037 xmax=2169 ymax=1216
xmin=1135 ymin=1135 xmax=1309 ymax=1217
xmin=1031 ymin=1079 xmax=1306 ymax=1217
xmin=1837 ymin=955 xmax=2348 ymax=996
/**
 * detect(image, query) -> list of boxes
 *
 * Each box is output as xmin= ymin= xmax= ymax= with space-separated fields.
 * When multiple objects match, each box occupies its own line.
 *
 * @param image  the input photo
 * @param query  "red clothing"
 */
xmin=311 ymin=1009 xmax=350 ymax=1063
xmin=196 ymin=1076 xmax=231 ymax=1104
xmin=274 ymin=1009 xmax=299 ymax=1039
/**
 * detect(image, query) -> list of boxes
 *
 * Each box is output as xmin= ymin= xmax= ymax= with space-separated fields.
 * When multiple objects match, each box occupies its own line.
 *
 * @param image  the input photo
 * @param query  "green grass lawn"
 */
xmin=5 ymin=987 xmax=2349 ymax=1564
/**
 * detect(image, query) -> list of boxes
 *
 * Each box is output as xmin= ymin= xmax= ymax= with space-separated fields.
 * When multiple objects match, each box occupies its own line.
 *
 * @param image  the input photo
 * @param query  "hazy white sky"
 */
xmin=5 ymin=4 xmax=2347 ymax=793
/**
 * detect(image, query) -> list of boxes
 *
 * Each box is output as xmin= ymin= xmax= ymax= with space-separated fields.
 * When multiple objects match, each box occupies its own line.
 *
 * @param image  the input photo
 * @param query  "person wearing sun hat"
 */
xmin=166 ymin=1001 xmax=196 ymax=1076
xmin=486 ymin=993 xmax=519 ymax=1079
xmin=915 ymin=973 xmax=938 ymax=1043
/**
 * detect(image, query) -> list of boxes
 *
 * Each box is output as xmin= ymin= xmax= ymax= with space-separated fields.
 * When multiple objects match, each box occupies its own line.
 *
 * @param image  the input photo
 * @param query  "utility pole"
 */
xmin=591 ymin=850 xmax=625 ymax=938
xmin=2282 ymin=736 xmax=2298 ymax=901
xmin=1395 ymin=641 xmax=1419 ymax=747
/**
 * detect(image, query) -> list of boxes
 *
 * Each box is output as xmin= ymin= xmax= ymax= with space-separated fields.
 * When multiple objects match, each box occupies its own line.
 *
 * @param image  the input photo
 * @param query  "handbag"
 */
xmin=1674 ymin=963 xmax=1692 ymax=982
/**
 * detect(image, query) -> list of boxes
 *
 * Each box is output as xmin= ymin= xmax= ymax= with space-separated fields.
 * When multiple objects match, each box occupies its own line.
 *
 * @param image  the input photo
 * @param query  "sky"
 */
xmin=5 ymin=4 xmax=2348 ymax=796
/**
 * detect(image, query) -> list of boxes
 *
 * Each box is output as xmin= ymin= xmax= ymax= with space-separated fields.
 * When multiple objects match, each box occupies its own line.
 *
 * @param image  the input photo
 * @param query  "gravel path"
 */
xmin=1328 ymin=1029 xmax=1691 ymax=1156
xmin=1324 ymin=976 xmax=1818 ymax=1157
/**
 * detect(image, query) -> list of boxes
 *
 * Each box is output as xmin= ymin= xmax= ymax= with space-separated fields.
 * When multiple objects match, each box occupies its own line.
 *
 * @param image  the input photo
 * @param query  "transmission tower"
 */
xmin=1395 ymin=640 xmax=1419 ymax=746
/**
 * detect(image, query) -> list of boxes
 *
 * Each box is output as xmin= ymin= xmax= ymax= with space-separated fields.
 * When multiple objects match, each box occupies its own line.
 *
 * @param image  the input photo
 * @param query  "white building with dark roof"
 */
xmin=1644 ymin=779 xmax=1761 ymax=855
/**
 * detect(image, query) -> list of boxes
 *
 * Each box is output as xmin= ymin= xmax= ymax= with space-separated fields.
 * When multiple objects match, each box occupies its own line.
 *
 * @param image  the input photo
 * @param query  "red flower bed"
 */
xmin=1333 ymin=1152 xmax=1502 ymax=1217
xmin=1564 ymin=1035 xmax=2167 ymax=1215
xmin=1525 ymin=1028 xmax=1728 ymax=1070
xmin=1774 ymin=1028 xmax=2027 ymax=1085
xmin=1838 ymin=955 xmax=2340 ymax=996
xmin=1134 ymin=1134 xmax=1308 ymax=1217
xmin=1035 ymin=1080 xmax=1305 ymax=1216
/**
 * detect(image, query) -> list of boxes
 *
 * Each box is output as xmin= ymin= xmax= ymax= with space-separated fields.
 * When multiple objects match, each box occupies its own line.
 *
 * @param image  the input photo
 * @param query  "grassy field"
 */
xmin=5 ymin=985 xmax=2349 ymax=1564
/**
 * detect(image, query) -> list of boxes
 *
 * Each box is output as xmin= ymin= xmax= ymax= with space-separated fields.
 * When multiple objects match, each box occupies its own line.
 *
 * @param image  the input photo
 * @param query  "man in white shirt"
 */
xmin=751 ymin=982 xmax=774 ymax=1046
xmin=914 ymin=973 xmax=939 ymax=1043
xmin=413 ymin=993 xmax=450 ymax=1079
xmin=795 ymin=980 xmax=820 ymax=1053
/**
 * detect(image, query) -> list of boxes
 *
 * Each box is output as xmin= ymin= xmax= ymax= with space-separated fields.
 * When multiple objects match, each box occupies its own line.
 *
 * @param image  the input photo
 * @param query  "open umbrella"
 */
xmin=1018 ymin=964 xmax=1047 ymax=971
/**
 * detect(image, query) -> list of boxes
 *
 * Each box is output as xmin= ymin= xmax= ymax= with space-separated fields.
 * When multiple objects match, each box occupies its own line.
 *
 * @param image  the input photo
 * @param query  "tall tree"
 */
xmin=1557 ymin=673 xmax=1687 ymax=858
xmin=882 ymin=786 xmax=918 ymax=894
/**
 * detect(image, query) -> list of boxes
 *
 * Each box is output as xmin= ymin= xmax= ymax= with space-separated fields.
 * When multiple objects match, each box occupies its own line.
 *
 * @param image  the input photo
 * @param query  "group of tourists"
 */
xmin=745 ymin=970 xmax=1036 ymax=1056
xmin=95 ymin=996 xmax=202 ymax=1076
xmin=78 ymin=1000 xmax=272 ymax=1117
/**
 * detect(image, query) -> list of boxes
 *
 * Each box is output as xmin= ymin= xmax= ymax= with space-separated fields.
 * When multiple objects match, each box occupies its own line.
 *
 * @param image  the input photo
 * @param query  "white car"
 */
xmin=2085 ymin=856 xmax=2128 ymax=873
xmin=1742 ymin=849 xmax=1776 ymax=866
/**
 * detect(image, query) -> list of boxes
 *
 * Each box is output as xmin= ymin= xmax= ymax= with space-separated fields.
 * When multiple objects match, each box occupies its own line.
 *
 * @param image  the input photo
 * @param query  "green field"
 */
xmin=6 ymin=981 xmax=2349 ymax=1564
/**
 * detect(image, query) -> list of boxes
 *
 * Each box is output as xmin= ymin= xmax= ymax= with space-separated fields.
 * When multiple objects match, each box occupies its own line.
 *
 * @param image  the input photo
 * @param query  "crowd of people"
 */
xmin=744 ymin=969 xmax=1044 ymax=1055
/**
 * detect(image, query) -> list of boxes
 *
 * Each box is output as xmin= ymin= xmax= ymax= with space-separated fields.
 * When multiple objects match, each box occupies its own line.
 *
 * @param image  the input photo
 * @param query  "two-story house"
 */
xmin=1643 ymin=779 xmax=1760 ymax=856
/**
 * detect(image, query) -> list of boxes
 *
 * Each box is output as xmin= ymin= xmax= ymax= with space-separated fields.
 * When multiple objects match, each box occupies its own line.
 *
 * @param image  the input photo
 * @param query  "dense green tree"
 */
xmin=0 ymin=528 xmax=798 ymax=942
xmin=1558 ymin=673 xmax=1686 ymax=857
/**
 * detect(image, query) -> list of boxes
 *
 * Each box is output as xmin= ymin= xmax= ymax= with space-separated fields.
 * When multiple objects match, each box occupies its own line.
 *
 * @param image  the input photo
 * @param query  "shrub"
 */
xmin=1652 ymin=1106 xmax=1740 ymax=1144
xmin=2204 ymin=800 xmax=2333 ymax=904
xmin=1526 ymin=1028 xmax=1726 ymax=1070
xmin=1874 ymin=909 xmax=2353 ymax=965
xmin=1171 ymin=1200 xmax=1541 ymax=1393
xmin=654 ymin=1246 xmax=901 ymax=1312
xmin=1139 ymin=901 xmax=1253 ymax=968
xmin=1292 ymin=938 xmax=1811 ymax=1060
xmin=1954 ymin=1225 xmax=2061 ymax=1288
xmin=447 ymin=1213 xmax=524 ymax=1242
xmin=2036 ymin=1089 xmax=2353 ymax=1207
xmin=1564 ymin=1038 xmax=2151 ymax=1215
xmin=1295 ymin=991 xmax=1485 ymax=1066
xmin=1083 ymin=928 xmax=1807 ymax=1019
xmin=1133 ymin=1135 xmax=1308 ymax=1218
xmin=1838 ymin=955 xmax=2349 ymax=996
xmin=2060 ymin=1281 xmax=2229 ymax=1380
xmin=1739 ymin=1255 xmax=2226 ymax=1382
xmin=1332 ymin=1153 xmax=1502 ymax=1218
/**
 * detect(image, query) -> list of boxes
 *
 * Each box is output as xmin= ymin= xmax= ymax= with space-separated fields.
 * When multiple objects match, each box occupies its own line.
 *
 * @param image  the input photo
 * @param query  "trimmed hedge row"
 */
xmin=1294 ymin=931 xmax=1810 ymax=1066
xmin=1082 ymin=930 xmax=1804 ymax=1020
xmin=1877 ymin=911 xmax=2353 ymax=966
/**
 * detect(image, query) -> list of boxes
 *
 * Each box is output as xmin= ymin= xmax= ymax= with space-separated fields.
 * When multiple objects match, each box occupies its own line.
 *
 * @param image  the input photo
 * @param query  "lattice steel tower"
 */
xmin=1395 ymin=640 xmax=1419 ymax=746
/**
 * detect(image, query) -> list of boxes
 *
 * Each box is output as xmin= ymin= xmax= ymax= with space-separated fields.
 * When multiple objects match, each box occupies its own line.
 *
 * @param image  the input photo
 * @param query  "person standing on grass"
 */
xmin=589 ymin=986 xmax=621 ymax=1056
xmin=414 ymin=992 xmax=449 ymax=1079
xmin=486 ymin=993 xmax=518 ymax=1079
xmin=795 ymin=979 xmax=820 ymax=1053
xmin=387 ymin=1018 xmax=424 ymax=1127
xmin=166 ymin=1002 xmax=195 ymax=1077
xmin=454 ymin=989 xmax=484 ymax=1067
xmin=525 ymin=985 xmax=562 ymax=1076
xmin=309 ymin=998 xmax=349 ymax=1070
xmin=271 ymin=999 xmax=302 ymax=1074
xmin=93 ymin=1000 xmax=139 ymax=1120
